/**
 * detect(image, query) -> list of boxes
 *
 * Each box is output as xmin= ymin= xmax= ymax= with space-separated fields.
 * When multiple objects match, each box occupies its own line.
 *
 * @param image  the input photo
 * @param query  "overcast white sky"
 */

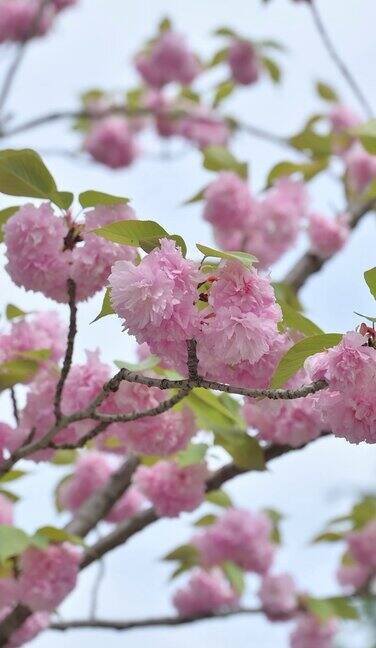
xmin=0 ymin=1 xmax=375 ymax=646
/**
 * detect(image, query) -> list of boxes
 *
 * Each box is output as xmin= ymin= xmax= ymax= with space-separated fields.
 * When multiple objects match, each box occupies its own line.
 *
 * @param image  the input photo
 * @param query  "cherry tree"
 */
xmin=0 ymin=1 xmax=375 ymax=647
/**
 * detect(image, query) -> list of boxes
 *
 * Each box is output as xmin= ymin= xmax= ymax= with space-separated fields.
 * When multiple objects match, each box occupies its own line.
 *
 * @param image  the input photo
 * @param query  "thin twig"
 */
xmin=50 ymin=607 xmax=262 ymax=632
xmin=309 ymin=1 xmax=373 ymax=119
xmin=54 ymin=279 xmax=77 ymax=423
xmin=89 ymin=533 xmax=106 ymax=620
xmin=9 ymin=388 xmax=19 ymax=425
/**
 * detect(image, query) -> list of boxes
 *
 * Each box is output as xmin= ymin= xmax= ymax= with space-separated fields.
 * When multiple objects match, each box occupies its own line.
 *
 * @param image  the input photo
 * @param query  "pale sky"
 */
xmin=0 ymin=1 xmax=375 ymax=646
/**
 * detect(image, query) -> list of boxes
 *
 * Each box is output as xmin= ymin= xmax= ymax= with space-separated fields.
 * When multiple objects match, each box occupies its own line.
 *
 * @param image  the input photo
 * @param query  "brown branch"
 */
xmin=54 ymin=279 xmax=77 ymax=422
xmin=9 ymin=388 xmax=19 ymax=425
xmin=49 ymin=607 xmax=262 ymax=632
xmin=309 ymin=1 xmax=373 ymax=119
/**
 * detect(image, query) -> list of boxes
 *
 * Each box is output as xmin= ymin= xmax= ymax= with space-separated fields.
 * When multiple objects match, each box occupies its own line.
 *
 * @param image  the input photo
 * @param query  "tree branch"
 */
xmin=309 ymin=1 xmax=373 ymax=119
xmin=49 ymin=607 xmax=262 ymax=632
xmin=54 ymin=279 xmax=77 ymax=423
xmin=9 ymin=388 xmax=19 ymax=425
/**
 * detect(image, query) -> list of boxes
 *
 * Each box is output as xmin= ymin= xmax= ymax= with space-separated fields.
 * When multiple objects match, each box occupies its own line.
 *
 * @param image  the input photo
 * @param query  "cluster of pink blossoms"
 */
xmin=203 ymin=172 xmax=350 ymax=269
xmin=0 ymin=492 xmax=13 ymax=524
xmin=0 ymin=311 xmax=67 ymax=365
xmin=4 ymin=202 xmax=137 ymax=302
xmin=244 ymin=368 xmax=322 ymax=448
xmin=290 ymin=614 xmax=338 ymax=648
xmin=228 ymin=39 xmax=260 ymax=85
xmin=58 ymin=451 xmax=145 ymax=523
xmin=133 ymin=461 xmax=208 ymax=517
xmin=337 ymin=520 xmax=376 ymax=591
xmin=135 ymin=30 xmax=200 ymax=89
xmin=258 ymin=573 xmax=299 ymax=620
xmin=172 ymin=568 xmax=239 ymax=617
xmin=0 ymin=0 xmax=76 ymax=43
xmin=192 ymin=508 xmax=275 ymax=574
xmin=0 ymin=608 xmax=50 ymax=648
xmin=110 ymin=240 xmax=285 ymax=387
xmin=306 ymin=331 xmax=376 ymax=444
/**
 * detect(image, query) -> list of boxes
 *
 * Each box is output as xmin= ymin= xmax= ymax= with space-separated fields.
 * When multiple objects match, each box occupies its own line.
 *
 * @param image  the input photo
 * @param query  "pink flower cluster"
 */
xmin=0 ymin=0 xmax=54 ymax=43
xmin=290 ymin=614 xmax=338 ymax=648
xmin=204 ymin=175 xmax=308 ymax=269
xmin=18 ymin=542 xmax=81 ymax=612
xmin=192 ymin=508 xmax=275 ymax=574
xmin=258 ymin=573 xmax=298 ymax=620
xmin=4 ymin=202 xmax=137 ymax=302
xmin=110 ymin=242 xmax=285 ymax=387
xmin=135 ymin=30 xmax=200 ymax=88
xmin=244 ymin=368 xmax=322 ymax=447
xmin=308 ymin=213 xmax=349 ymax=259
xmin=59 ymin=451 xmax=145 ymax=523
xmin=0 ymin=492 xmax=13 ymax=525
xmin=0 ymin=311 xmax=67 ymax=365
xmin=228 ymin=40 xmax=260 ymax=85
xmin=337 ymin=520 xmax=376 ymax=591
xmin=133 ymin=461 xmax=208 ymax=517
xmin=306 ymin=331 xmax=376 ymax=444
xmin=84 ymin=117 xmax=138 ymax=169
xmin=172 ymin=568 xmax=239 ymax=617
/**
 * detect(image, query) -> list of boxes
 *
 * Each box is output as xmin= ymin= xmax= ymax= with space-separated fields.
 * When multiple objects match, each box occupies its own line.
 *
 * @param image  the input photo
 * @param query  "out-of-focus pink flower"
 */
xmin=0 ymin=577 xmax=18 ymax=610
xmin=18 ymin=543 xmax=81 ymax=612
xmin=308 ymin=212 xmax=349 ymax=259
xmin=258 ymin=573 xmax=298 ymax=620
xmin=133 ymin=461 xmax=208 ymax=517
xmin=135 ymin=31 xmax=200 ymax=88
xmin=345 ymin=143 xmax=376 ymax=194
xmin=0 ymin=0 xmax=54 ymax=43
xmin=290 ymin=614 xmax=338 ymax=648
xmin=203 ymin=172 xmax=254 ymax=229
xmin=347 ymin=520 xmax=376 ymax=569
xmin=173 ymin=568 xmax=239 ymax=616
xmin=0 ymin=312 xmax=67 ymax=365
xmin=179 ymin=107 xmax=230 ymax=149
xmin=329 ymin=104 xmax=362 ymax=133
xmin=0 ymin=493 xmax=13 ymax=525
xmin=52 ymin=0 xmax=77 ymax=11
xmin=337 ymin=560 xmax=372 ymax=592
xmin=192 ymin=508 xmax=275 ymax=574
xmin=84 ymin=117 xmax=138 ymax=169
xmin=228 ymin=40 xmax=260 ymax=85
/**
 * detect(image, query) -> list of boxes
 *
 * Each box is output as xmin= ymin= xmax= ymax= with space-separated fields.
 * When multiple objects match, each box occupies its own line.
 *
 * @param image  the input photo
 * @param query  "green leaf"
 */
xmin=263 ymin=508 xmax=283 ymax=544
xmin=213 ymin=80 xmax=235 ymax=108
xmin=33 ymin=526 xmax=84 ymax=546
xmin=202 ymin=146 xmax=248 ymax=179
xmin=114 ymin=355 xmax=160 ymax=372
xmin=0 ymin=206 xmax=19 ymax=241
xmin=193 ymin=514 xmax=218 ymax=527
xmin=6 ymin=304 xmax=28 ymax=320
xmin=278 ymin=300 xmax=324 ymax=337
xmin=214 ymin=27 xmax=239 ymax=38
xmin=185 ymin=388 xmax=245 ymax=433
xmin=163 ymin=544 xmax=200 ymax=563
xmin=0 ymin=358 xmax=40 ymax=391
xmin=215 ymin=430 xmax=265 ymax=470
xmin=0 ymin=489 xmax=20 ymax=503
xmin=271 ymin=333 xmax=342 ymax=388
xmin=0 ymin=470 xmax=27 ymax=483
xmin=272 ymin=282 xmax=302 ymax=311
xmin=305 ymin=596 xmax=359 ymax=622
xmin=16 ymin=348 xmax=50 ymax=362
xmin=158 ymin=16 xmax=172 ymax=32
xmin=350 ymin=496 xmax=376 ymax=529
xmin=183 ymin=186 xmax=207 ymax=205
xmin=0 ymin=525 xmax=30 ymax=563
xmin=196 ymin=243 xmax=257 ymax=270
xmin=205 ymin=489 xmax=233 ymax=508
xmin=364 ymin=266 xmax=376 ymax=300
xmin=0 ymin=149 xmax=72 ymax=209
xmin=256 ymin=38 xmax=286 ymax=52
xmin=261 ymin=55 xmax=281 ymax=83
xmin=354 ymin=311 xmax=376 ymax=323
xmin=54 ymin=474 xmax=73 ymax=513
xmin=179 ymin=86 xmax=201 ymax=104
xmin=91 ymin=288 xmax=115 ymax=324
xmin=177 ymin=443 xmax=208 ymax=467
xmin=313 ymin=531 xmax=344 ymax=543
xmin=94 ymin=219 xmax=186 ymax=256
xmin=79 ymin=190 xmax=130 ymax=209
xmin=289 ymin=130 xmax=333 ymax=158
xmin=207 ymin=47 xmax=229 ymax=68
xmin=316 ymin=81 xmax=338 ymax=102
xmin=52 ymin=450 xmax=78 ymax=465
xmin=267 ymin=159 xmax=328 ymax=185
xmin=222 ymin=561 xmax=245 ymax=595
xmin=351 ymin=120 xmax=376 ymax=154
